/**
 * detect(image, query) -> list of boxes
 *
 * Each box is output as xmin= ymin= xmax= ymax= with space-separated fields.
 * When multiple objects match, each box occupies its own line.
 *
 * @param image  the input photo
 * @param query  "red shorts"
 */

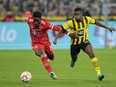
xmin=32 ymin=42 xmax=53 ymax=55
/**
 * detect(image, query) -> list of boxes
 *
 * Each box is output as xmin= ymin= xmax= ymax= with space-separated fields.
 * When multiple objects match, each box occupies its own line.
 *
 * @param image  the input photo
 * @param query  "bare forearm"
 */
xmin=55 ymin=29 xmax=63 ymax=40
xmin=95 ymin=21 xmax=110 ymax=30
xmin=53 ymin=29 xmax=63 ymax=44
xmin=95 ymin=21 xmax=116 ymax=32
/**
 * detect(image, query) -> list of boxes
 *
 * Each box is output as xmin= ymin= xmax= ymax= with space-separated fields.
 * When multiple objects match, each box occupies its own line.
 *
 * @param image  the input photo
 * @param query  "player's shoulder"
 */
xmin=66 ymin=19 xmax=73 ymax=25
xmin=41 ymin=18 xmax=48 ymax=25
xmin=41 ymin=18 xmax=48 ymax=22
xmin=67 ymin=19 xmax=73 ymax=22
xmin=85 ymin=16 xmax=91 ymax=19
xmin=85 ymin=16 xmax=94 ymax=20
xmin=84 ymin=16 xmax=96 ymax=24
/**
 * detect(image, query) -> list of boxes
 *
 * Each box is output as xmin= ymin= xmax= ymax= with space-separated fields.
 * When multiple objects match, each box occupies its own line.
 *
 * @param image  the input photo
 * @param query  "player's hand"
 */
xmin=26 ymin=11 xmax=32 ymax=18
xmin=69 ymin=32 xmax=78 ymax=39
xmin=109 ymin=27 xmax=116 ymax=32
xmin=53 ymin=39 xmax=57 ymax=44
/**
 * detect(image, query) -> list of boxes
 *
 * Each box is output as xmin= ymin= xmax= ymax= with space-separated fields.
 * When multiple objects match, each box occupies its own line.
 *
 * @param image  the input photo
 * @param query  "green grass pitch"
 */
xmin=0 ymin=49 xmax=116 ymax=87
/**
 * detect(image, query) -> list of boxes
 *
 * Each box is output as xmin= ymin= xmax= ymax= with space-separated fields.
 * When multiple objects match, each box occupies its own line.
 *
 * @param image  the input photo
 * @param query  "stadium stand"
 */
xmin=0 ymin=0 xmax=116 ymax=21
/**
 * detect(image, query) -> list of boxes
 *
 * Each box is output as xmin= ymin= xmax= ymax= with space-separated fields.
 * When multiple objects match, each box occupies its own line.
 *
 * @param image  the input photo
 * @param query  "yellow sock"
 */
xmin=91 ymin=57 xmax=101 ymax=75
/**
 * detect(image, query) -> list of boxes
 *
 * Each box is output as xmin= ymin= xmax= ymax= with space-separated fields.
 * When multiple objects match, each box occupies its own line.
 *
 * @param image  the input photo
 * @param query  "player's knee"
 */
xmin=89 ymin=53 xmax=95 ymax=58
xmin=35 ymin=52 xmax=42 ymax=57
xmin=40 ymin=54 xmax=47 ymax=59
xmin=35 ymin=50 xmax=44 ymax=57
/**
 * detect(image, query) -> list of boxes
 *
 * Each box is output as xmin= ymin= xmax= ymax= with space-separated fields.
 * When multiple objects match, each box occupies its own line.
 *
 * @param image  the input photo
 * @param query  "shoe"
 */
xmin=70 ymin=61 xmax=75 ymax=68
xmin=98 ymin=74 xmax=104 ymax=81
xmin=50 ymin=72 xmax=57 ymax=80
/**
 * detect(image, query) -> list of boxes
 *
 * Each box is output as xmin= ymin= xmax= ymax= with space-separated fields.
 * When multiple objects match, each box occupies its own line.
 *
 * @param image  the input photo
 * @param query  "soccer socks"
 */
xmin=40 ymin=54 xmax=52 ymax=73
xmin=91 ymin=57 xmax=104 ymax=81
xmin=91 ymin=57 xmax=101 ymax=75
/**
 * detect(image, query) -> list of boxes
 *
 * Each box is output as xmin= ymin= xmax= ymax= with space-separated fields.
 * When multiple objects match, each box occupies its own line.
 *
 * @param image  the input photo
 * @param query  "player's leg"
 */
xmin=45 ymin=46 xmax=54 ymax=61
xmin=82 ymin=41 xmax=104 ymax=81
xmin=32 ymin=43 xmax=57 ymax=80
xmin=44 ymin=43 xmax=55 ymax=60
xmin=35 ymin=49 xmax=53 ymax=73
xmin=44 ymin=43 xmax=57 ymax=79
xmin=70 ymin=44 xmax=80 ymax=68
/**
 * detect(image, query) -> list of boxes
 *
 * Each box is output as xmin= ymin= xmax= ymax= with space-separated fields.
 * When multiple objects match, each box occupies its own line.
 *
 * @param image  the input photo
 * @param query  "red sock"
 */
xmin=40 ymin=54 xmax=52 ymax=73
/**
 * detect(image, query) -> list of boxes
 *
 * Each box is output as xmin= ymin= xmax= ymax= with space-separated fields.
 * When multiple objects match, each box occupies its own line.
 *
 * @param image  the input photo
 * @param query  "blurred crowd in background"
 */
xmin=0 ymin=0 xmax=116 ymax=21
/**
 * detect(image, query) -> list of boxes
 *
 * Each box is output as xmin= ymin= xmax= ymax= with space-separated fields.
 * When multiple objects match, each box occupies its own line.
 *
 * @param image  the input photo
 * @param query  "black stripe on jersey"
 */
xmin=72 ymin=38 xmax=75 ymax=45
xmin=76 ymin=38 xmax=79 ymax=45
xmin=81 ymin=37 xmax=84 ymax=43
xmin=82 ymin=20 xmax=84 ymax=28
xmin=85 ymin=33 xmax=87 ymax=41
xmin=77 ymin=22 xmax=80 ymax=29
xmin=84 ymin=16 xmax=88 ymax=24
xmin=72 ymin=19 xmax=76 ymax=31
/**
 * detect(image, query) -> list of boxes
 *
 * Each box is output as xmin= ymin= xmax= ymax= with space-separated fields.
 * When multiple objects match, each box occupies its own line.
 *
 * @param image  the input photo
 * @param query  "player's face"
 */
xmin=33 ymin=17 xmax=41 ymax=27
xmin=74 ymin=11 xmax=83 ymax=21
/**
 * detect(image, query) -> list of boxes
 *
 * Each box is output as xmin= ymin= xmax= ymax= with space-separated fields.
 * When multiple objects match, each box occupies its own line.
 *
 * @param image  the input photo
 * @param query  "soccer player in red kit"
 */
xmin=26 ymin=11 xmax=63 ymax=80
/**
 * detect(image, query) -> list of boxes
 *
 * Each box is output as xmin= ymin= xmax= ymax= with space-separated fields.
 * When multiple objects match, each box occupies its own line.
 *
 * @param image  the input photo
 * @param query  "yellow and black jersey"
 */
xmin=62 ymin=16 xmax=96 ymax=45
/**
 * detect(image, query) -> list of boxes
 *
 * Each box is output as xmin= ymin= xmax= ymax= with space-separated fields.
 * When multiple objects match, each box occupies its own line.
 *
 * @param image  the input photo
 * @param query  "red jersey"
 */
xmin=26 ymin=11 xmax=61 ymax=44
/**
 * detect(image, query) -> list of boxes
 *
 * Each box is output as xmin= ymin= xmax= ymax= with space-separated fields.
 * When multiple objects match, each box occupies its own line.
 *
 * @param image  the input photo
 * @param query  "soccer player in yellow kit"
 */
xmin=53 ymin=7 xmax=116 ymax=81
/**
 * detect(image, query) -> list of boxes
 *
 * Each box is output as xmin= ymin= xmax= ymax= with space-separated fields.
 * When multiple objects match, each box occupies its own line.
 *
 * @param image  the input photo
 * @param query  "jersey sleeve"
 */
xmin=86 ymin=16 xmax=96 ymax=24
xmin=42 ymin=19 xmax=69 ymax=35
xmin=62 ymin=20 xmax=72 ymax=30
xmin=25 ymin=11 xmax=32 ymax=20
xmin=44 ymin=20 xmax=61 ymax=31
xmin=51 ymin=24 xmax=61 ymax=31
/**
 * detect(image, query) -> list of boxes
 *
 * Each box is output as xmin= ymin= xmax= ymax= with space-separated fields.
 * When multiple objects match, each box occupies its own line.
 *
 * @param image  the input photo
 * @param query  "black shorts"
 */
xmin=70 ymin=40 xmax=91 ymax=55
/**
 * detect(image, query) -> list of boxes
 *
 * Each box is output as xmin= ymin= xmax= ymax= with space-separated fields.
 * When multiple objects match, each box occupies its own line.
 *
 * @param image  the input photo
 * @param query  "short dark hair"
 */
xmin=33 ymin=11 xmax=42 ymax=18
xmin=74 ymin=7 xmax=82 ymax=11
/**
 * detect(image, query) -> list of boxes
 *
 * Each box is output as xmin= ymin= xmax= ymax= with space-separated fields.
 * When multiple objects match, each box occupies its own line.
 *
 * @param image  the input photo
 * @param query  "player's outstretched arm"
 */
xmin=53 ymin=28 xmax=63 ymax=44
xmin=53 ymin=28 xmax=78 ymax=44
xmin=50 ymin=24 xmax=78 ymax=38
xmin=95 ymin=21 xmax=116 ymax=32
